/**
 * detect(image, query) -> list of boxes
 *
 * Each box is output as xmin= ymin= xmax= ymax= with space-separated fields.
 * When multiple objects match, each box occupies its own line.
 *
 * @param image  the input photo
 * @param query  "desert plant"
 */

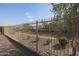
xmin=26 ymin=35 xmax=30 ymax=40
xmin=43 ymin=39 xmax=51 ymax=46
xmin=58 ymin=37 xmax=68 ymax=47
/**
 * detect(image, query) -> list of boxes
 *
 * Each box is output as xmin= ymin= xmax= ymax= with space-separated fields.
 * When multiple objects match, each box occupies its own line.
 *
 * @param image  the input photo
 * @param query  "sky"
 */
xmin=0 ymin=3 xmax=53 ymax=26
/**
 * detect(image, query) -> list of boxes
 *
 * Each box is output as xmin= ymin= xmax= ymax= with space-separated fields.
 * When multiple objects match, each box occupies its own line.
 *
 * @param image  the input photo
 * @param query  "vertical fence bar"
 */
xmin=50 ymin=18 xmax=53 ymax=56
xmin=36 ymin=21 xmax=39 ymax=52
xmin=63 ymin=15 xmax=66 ymax=56
xmin=76 ymin=17 xmax=79 ymax=56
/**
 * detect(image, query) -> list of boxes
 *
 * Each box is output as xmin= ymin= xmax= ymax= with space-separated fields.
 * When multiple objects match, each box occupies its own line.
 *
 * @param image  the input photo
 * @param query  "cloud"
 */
xmin=25 ymin=12 xmax=35 ymax=22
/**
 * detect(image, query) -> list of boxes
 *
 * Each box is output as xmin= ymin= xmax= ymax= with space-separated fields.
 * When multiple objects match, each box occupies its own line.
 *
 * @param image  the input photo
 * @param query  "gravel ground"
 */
xmin=0 ymin=35 xmax=23 ymax=56
xmin=4 ymin=28 xmax=73 ymax=56
xmin=0 ymin=34 xmax=39 ymax=56
xmin=5 ymin=31 xmax=73 ymax=56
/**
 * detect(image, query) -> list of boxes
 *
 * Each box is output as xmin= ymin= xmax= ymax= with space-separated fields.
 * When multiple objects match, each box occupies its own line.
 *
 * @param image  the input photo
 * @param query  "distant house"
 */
xmin=32 ymin=23 xmax=43 ymax=29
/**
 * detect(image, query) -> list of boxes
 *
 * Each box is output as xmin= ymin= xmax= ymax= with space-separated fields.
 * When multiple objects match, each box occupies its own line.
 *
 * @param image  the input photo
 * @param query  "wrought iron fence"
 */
xmin=3 ymin=17 xmax=79 ymax=56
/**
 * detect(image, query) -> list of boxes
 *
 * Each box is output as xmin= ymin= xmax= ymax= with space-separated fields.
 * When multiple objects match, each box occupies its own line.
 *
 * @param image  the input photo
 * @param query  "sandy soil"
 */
xmin=4 ymin=28 xmax=74 ymax=56
xmin=0 ymin=34 xmax=26 ymax=56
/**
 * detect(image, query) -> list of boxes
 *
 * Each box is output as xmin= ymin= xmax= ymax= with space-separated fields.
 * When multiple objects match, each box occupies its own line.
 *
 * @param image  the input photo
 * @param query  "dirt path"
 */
xmin=0 ymin=34 xmax=39 ymax=56
xmin=15 ymin=32 xmax=56 ymax=40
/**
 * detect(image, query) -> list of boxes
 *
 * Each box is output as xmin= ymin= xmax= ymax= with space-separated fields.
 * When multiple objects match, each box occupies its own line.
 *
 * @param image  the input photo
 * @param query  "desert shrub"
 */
xmin=43 ymin=39 xmax=51 ymax=46
xmin=58 ymin=37 xmax=68 ymax=47
xmin=31 ymin=40 xmax=37 ymax=43
xmin=46 ymin=39 xmax=51 ymax=44
xmin=26 ymin=35 xmax=30 ymax=40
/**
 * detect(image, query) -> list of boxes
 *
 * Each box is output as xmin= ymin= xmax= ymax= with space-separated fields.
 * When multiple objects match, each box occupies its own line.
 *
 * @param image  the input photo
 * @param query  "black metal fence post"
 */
xmin=36 ymin=21 xmax=39 ymax=52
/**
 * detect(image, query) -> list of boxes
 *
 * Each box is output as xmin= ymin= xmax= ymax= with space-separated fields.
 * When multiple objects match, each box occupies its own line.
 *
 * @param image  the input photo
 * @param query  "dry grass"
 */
xmin=4 ymin=28 xmax=73 ymax=56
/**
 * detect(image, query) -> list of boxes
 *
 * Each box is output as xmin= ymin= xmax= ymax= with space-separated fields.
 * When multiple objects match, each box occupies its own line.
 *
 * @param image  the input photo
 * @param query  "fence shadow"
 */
xmin=4 ymin=34 xmax=40 ymax=56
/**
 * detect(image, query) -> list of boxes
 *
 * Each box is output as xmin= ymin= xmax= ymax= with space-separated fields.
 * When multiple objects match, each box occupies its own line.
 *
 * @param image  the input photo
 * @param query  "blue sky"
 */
xmin=0 ymin=3 xmax=53 ymax=26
